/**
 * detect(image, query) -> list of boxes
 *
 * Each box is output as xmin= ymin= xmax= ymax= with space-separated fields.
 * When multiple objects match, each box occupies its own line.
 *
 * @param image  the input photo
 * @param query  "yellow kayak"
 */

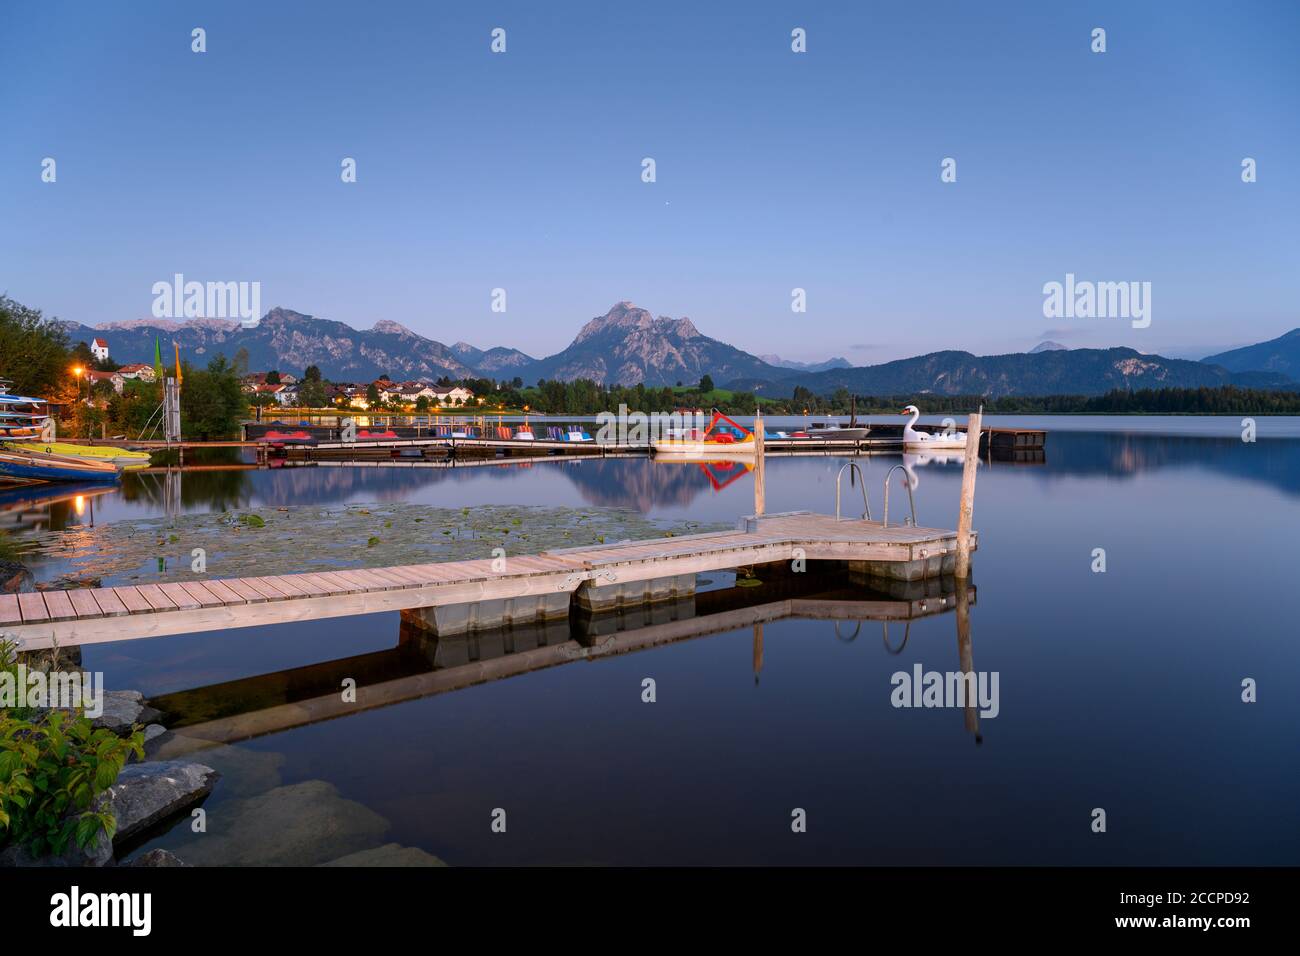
xmin=8 ymin=441 xmax=152 ymax=469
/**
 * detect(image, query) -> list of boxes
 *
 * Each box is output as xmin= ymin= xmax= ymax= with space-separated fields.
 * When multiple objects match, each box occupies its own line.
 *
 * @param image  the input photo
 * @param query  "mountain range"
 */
xmin=726 ymin=348 xmax=1295 ymax=397
xmin=1202 ymin=328 xmax=1300 ymax=379
xmin=758 ymin=354 xmax=852 ymax=372
xmin=60 ymin=304 xmax=1299 ymax=398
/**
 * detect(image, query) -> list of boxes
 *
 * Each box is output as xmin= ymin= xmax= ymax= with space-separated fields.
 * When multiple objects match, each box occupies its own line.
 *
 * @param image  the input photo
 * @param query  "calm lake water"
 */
xmin=5 ymin=416 xmax=1298 ymax=865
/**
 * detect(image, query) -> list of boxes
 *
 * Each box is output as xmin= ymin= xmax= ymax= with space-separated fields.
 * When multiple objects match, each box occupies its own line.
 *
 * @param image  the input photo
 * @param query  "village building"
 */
xmin=117 ymin=363 xmax=157 ymax=383
xmin=253 ymin=383 xmax=300 ymax=406
xmin=85 ymin=370 xmax=125 ymax=394
xmin=431 ymin=385 xmax=474 ymax=405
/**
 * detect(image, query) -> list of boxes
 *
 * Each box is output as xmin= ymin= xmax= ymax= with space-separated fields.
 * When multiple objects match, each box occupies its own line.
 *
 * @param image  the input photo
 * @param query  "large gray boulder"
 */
xmin=172 ymin=779 xmax=388 ymax=866
xmin=105 ymin=760 xmax=220 ymax=848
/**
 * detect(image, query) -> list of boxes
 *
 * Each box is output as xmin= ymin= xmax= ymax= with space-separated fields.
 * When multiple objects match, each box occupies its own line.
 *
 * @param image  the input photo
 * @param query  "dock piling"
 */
xmin=753 ymin=407 xmax=766 ymax=516
xmin=954 ymin=407 xmax=982 ymax=579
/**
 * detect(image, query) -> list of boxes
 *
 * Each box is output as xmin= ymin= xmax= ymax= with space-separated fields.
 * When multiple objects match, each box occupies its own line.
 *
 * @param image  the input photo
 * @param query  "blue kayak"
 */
xmin=0 ymin=449 xmax=122 ymax=483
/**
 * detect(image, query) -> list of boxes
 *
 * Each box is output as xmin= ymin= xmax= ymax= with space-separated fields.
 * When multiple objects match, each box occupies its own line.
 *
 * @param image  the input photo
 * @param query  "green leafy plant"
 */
xmin=0 ymin=710 xmax=144 ymax=857
xmin=0 ymin=639 xmax=144 ymax=857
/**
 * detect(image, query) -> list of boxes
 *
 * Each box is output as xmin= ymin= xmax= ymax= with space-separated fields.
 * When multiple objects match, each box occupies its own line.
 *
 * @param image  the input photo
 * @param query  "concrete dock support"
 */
xmin=847 ymin=553 xmax=956 ymax=582
xmin=401 ymin=591 xmax=570 ymax=636
xmin=575 ymin=572 xmax=696 ymax=613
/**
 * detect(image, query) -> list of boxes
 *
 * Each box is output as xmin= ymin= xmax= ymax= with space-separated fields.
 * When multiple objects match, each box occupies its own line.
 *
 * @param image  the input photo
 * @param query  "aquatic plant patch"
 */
xmin=24 ymin=504 xmax=728 ymax=587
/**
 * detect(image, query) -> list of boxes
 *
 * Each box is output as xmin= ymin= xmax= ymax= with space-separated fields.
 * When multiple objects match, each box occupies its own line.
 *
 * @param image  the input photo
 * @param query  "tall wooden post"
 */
xmin=752 ymin=622 xmax=764 ymax=685
xmin=753 ymin=407 xmax=766 ymax=517
xmin=954 ymin=407 xmax=982 ymax=579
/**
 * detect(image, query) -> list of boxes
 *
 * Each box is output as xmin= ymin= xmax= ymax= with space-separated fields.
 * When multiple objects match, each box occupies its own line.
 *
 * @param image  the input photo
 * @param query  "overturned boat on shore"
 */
xmin=0 ymin=446 xmax=124 ymax=483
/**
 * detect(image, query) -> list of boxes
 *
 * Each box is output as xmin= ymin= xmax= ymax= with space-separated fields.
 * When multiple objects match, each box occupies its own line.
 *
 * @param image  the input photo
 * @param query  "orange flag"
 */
xmin=173 ymin=342 xmax=183 ymax=386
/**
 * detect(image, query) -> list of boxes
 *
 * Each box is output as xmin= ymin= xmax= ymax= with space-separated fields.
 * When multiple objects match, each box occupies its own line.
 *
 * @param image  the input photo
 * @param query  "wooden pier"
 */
xmin=1 ymin=511 xmax=975 ymax=650
xmin=71 ymin=421 xmax=1044 ymax=464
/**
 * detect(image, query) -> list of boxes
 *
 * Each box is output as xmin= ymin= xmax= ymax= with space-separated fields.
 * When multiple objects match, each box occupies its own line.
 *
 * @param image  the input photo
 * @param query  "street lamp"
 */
xmin=71 ymin=366 xmax=86 ymax=438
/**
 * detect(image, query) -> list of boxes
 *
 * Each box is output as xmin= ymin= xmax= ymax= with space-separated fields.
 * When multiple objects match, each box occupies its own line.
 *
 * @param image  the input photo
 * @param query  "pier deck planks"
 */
xmin=6 ymin=511 xmax=976 ymax=649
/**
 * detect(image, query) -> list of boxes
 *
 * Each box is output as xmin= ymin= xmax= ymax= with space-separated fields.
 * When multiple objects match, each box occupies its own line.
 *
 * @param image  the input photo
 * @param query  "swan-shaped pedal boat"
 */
xmin=902 ymin=405 xmax=971 ymax=450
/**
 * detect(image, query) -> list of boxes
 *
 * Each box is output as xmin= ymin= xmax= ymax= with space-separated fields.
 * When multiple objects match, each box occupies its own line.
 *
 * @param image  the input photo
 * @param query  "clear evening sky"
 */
xmin=1 ymin=1 xmax=1296 ymax=364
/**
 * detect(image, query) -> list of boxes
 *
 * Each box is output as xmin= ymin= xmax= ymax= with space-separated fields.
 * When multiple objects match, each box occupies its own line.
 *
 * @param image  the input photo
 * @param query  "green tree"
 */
xmin=303 ymin=364 xmax=322 ymax=382
xmin=0 ymin=297 xmax=72 ymax=399
xmin=366 ymin=382 xmax=381 ymax=407
xmin=70 ymin=341 xmax=96 ymax=369
xmin=265 ymin=369 xmax=281 ymax=385
xmin=181 ymin=354 xmax=248 ymax=440
xmin=298 ymin=377 xmax=327 ymax=408
xmin=698 ymin=374 xmax=715 ymax=392
xmin=106 ymin=380 xmax=159 ymax=438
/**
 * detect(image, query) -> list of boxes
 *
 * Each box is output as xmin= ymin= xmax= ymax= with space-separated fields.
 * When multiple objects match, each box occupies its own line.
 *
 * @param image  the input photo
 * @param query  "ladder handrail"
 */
xmin=882 ymin=464 xmax=917 ymax=528
xmin=834 ymin=460 xmax=871 ymax=521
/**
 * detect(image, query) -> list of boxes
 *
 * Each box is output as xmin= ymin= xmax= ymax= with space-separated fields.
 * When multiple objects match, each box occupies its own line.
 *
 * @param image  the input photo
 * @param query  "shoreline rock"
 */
xmin=0 ymin=760 xmax=217 ymax=868
xmin=106 ymin=760 xmax=220 ymax=849
xmin=93 ymin=690 xmax=164 ymax=736
xmin=126 ymin=848 xmax=189 ymax=867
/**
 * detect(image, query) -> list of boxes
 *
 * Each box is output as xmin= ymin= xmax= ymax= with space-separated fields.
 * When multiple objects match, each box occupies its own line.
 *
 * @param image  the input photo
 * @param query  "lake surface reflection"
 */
xmin=6 ymin=419 xmax=1297 ymax=865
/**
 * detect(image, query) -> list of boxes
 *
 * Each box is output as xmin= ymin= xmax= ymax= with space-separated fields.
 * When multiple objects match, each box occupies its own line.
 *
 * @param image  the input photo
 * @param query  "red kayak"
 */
xmin=356 ymin=430 xmax=399 ymax=440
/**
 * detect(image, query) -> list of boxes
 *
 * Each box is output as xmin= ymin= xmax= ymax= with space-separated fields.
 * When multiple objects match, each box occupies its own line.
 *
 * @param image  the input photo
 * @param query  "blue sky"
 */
xmin=1 ymin=0 xmax=1297 ymax=363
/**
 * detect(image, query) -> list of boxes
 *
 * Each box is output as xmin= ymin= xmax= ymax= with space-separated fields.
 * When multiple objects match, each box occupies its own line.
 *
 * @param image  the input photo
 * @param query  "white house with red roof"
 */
xmin=85 ymin=370 xmax=125 ymax=394
xmin=117 ymin=363 xmax=157 ymax=383
xmin=90 ymin=337 xmax=110 ymax=362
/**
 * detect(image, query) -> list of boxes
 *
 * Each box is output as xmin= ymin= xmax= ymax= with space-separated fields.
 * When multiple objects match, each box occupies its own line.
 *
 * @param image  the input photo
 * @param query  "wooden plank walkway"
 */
xmin=2 ymin=512 xmax=975 ymax=650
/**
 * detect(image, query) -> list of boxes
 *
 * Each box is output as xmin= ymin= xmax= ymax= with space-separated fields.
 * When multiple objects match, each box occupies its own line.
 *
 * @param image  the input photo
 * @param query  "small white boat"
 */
xmin=902 ymin=405 xmax=970 ymax=450
xmin=802 ymin=421 xmax=871 ymax=440
xmin=514 ymin=428 xmax=535 ymax=441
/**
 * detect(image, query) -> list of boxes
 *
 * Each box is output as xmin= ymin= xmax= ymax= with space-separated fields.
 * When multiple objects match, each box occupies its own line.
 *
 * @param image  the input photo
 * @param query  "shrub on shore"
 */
xmin=0 ymin=639 xmax=144 ymax=858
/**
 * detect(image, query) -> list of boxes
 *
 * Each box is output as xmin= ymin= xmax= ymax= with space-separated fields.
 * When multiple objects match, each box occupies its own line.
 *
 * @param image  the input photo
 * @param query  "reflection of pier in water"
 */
xmin=148 ymin=569 xmax=982 ymax=749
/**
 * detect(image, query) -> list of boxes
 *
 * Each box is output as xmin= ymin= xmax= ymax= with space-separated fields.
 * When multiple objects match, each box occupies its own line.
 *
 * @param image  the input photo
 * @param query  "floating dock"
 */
xmin=2 ymin=511 xmax=976 ymax=650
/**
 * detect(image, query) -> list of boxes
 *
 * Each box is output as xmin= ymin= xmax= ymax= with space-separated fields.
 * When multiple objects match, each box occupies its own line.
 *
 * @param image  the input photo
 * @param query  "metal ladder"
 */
xmin=882 ymin=464 xmax=918 ymax=528
xmin=834 ymin=461 xmax=871 ymax=521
